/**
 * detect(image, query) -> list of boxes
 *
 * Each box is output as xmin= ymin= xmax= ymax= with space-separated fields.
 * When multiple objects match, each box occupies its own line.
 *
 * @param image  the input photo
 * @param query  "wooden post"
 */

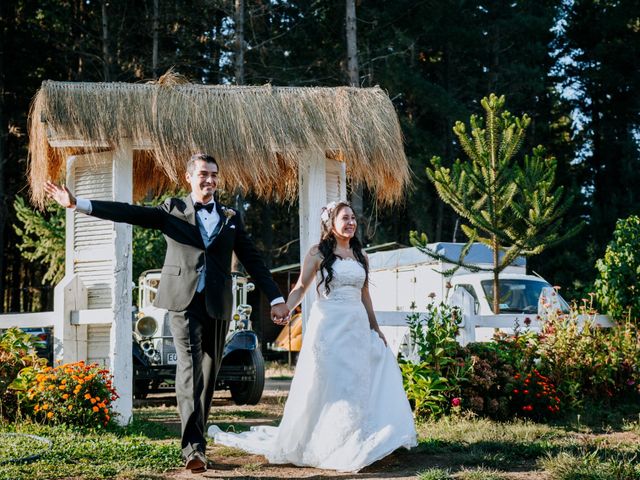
xmin=63 ymin=147 xmax=133 ymax=424
xmin=52 ymin=274 xmax=88 ymax=363
xmin=298 ymin=150 xmax=346 ymax=332
xmin=449 ymin=288 xmax=476 ymax=345
xmin=110 ymin=140 xmax=133 ymax=424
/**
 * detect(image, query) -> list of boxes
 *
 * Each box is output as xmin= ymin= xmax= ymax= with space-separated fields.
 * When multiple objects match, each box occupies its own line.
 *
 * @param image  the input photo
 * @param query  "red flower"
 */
xmin=451 ymin=397 xmax=461 ymax=407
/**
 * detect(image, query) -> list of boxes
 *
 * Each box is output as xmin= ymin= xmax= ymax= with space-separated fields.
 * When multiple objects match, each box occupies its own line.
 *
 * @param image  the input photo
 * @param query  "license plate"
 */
xmin=167 ymin=353 xmax=178 ymax=365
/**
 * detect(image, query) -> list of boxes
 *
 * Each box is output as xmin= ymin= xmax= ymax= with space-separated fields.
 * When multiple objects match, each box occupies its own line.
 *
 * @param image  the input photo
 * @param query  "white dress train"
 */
xmin=209 ymin=258 xmax=417 ymax=472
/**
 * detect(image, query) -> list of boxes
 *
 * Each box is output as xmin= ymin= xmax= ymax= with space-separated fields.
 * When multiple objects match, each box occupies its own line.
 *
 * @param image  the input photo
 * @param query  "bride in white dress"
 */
xmin=209 ymin=201 xmax=417 ymax=472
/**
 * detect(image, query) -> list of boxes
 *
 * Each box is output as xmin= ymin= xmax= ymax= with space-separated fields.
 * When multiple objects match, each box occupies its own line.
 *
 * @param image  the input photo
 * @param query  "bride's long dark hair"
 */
xmin=317 ymin=201 xmax=368 ymax=295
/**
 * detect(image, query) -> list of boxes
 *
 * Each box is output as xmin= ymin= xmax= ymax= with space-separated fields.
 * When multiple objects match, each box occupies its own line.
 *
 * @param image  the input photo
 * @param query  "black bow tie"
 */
xmin=194 ymin=202 xmax=215 ymax=214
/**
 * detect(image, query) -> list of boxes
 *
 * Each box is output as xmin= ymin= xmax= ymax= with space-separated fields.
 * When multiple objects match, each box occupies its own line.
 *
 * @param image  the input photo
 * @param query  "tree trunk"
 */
xmin=346 ymin=0 xmax=365 ymax=237
xmin=230 ymin=0 xmax=246 ymax=275
xmin=263 ymin=203 xmax=273 ymax=269
xmin=492 ymin=235 xmax=500 ymax=314
xmin=234 ymin=0 xmax=245 ymax=85
xmin=346 ymin=0 xmax=359 ymax=87
xmin=152 ymin=0 xmax=159 ymax=78
xmin=10 ymin=253 xmax=20 ymax=312
xmin=101 ymin=0 xmax=111 ymax=80
xmin=0 ymin=0 xmax=6 ymax=312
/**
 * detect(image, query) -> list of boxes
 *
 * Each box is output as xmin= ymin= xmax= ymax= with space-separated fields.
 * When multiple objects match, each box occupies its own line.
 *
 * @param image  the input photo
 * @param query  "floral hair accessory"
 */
xmin=320 ymin=201 xmax=339 ymax=226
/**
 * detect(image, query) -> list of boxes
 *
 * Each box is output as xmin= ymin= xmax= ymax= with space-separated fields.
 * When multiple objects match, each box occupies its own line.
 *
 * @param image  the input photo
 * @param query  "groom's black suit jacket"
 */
xmin=90 ymin=195 xmax=282 ymax=319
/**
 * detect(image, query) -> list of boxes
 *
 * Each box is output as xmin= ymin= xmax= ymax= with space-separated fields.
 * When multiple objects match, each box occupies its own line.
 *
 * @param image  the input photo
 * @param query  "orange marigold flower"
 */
xmin=92 ymin=406 xmax=99 ymax=412
xmin=84 ymin=393 xmax=91 ymax=399
xmin=47 ymin=412 xmax=54 ymax=419
xmin=90 ymin=398 xmax=97 ymax=404
xmin=62 ymin=394 xmax=69 ymax=400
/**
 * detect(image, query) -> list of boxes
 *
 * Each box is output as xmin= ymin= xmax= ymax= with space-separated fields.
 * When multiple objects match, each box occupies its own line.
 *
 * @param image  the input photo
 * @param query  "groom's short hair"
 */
xmin=187 ymin=153 xmax=218 ymax=174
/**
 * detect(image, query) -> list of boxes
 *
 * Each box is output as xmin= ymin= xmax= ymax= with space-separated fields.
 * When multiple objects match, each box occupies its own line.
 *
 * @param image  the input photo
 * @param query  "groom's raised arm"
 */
xmin=45 ymin=180 xmax=166 ymax=230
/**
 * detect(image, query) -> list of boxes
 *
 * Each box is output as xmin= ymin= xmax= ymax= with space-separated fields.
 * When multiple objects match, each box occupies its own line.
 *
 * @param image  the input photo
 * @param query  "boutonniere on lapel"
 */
xmin=221 ymin=206 xmax=236 ymax=227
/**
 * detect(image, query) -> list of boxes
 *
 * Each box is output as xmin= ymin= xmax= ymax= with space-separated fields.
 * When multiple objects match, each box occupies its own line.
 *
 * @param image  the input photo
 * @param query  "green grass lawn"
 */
xmin=0 ymin=413 xmax=182 ymax=480
xmin=1 ymin=399 xmax=640 ymax=479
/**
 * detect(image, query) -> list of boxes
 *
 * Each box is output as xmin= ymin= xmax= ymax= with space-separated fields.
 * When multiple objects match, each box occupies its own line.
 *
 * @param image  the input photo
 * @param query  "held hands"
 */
xmin=44 ymin=181 xmax=76 ymax=208
xmin=271 ymin=303 xmax=290 ymax=325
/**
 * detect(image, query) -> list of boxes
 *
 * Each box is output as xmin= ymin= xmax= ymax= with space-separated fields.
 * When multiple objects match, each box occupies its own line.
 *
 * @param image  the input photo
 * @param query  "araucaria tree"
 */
xmin=417 ymin=94 xmax=581 ymax=313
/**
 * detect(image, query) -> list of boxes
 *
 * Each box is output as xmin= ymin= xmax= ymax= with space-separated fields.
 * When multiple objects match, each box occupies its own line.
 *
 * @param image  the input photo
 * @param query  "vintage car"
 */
xmin=132 ymin=269 xmax=265 ymax=405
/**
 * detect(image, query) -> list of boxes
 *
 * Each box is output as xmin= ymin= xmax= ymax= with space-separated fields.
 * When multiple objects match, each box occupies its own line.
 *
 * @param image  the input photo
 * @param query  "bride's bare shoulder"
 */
xmin=308 ymin=244 xmax=323 ymax=259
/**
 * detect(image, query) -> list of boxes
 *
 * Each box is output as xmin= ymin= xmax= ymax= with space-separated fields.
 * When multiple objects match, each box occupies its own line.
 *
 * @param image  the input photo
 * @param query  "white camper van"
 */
xmin=368 ymin=243 xmax=569 ymax=344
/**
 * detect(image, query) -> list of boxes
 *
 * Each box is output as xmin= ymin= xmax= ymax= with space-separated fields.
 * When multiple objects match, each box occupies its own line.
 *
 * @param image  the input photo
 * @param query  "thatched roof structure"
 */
xmin=28 ymin=77 xmax=410 ymax=208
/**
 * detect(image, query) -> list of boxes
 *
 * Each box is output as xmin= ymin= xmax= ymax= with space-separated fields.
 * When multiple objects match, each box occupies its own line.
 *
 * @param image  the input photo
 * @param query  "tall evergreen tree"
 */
xmin=421 ymin=94 xmax=580 ymax=313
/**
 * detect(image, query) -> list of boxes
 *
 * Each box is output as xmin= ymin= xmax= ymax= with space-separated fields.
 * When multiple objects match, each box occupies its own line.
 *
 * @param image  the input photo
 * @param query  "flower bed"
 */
xmin=400 ymin=302 xmax=640 ymax=421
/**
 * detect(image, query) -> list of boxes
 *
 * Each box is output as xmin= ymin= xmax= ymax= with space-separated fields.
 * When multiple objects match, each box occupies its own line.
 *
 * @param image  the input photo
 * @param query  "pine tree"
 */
xmin=12 ymin=197 xmax=66 ymax=285
xmin=416 ymin=94 xmax=581 ymax=313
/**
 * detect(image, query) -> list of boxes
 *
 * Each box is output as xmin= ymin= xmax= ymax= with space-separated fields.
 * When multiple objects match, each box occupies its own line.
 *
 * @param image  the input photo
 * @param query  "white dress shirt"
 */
xmin=191 ymin=194 xmax=219 ymax=237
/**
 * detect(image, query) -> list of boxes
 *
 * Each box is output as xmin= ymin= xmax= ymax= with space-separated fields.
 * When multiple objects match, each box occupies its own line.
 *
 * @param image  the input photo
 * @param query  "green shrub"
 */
xmin=400 ymin=302 xmax=471 ymax=418
xmin=536 ymin=308 xmax=640 ymax=410
xmin=459 ymin=333 xmax=561 ymax=421
xmin=0 ymin=328 xmax=47 ymax=420
xmin=458 ymin=342 xmax=515 ymax=419
xmin=594 ymin=215 xmax=640 ymax=322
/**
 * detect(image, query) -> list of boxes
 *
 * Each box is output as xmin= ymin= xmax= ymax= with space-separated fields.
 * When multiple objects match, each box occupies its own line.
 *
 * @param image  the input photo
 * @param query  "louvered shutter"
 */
xmin=71 ymin=154 xmax=114 ymax=309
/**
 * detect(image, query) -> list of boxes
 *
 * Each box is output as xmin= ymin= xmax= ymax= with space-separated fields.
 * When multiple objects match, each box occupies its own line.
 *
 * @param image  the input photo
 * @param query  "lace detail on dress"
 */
xmin=317 ymin=258 xmax=365 ymax=303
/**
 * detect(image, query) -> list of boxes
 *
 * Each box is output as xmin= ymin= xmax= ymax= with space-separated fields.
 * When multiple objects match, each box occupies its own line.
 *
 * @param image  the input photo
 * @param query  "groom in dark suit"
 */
xmin=45 ymin=153 xmax=289 ymax=473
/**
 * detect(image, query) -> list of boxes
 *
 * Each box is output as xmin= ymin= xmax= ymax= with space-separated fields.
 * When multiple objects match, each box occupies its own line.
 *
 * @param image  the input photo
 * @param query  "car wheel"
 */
xmin=229 ymin=349 xmax=265 ymax=405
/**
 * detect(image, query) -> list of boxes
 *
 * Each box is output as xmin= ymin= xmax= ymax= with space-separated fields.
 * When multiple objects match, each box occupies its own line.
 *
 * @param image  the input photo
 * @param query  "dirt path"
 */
xmin=138 ymin=376 xmax=550 ymax=480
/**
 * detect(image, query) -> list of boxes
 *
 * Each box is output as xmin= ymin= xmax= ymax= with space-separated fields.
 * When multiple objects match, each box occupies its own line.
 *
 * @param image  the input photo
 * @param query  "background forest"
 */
xmin=0 ymin=0 xmax=639 ymax=313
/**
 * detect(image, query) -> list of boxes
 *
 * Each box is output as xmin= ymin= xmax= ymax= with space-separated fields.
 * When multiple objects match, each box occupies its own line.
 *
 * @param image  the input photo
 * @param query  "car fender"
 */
xmin=223 ymin=330 xmax=259 ymax=358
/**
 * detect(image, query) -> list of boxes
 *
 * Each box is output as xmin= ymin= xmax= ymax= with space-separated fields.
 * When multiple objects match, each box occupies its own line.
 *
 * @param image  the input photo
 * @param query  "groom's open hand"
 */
xmin=44 ymin=181 xmax=76 ymax=208
xmin=270 ymin=303 xmax=290 ymax=325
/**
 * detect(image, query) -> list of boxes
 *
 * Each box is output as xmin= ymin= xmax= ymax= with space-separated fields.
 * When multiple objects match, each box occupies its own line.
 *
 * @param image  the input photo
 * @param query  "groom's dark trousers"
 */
xmin=87 ymin=195 xmax=282 ymax=458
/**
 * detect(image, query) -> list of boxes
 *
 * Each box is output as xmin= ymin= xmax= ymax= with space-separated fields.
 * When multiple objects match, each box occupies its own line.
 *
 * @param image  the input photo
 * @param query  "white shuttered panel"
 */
xmin=86 ymin=324 xmax=111 ymax=366
xmin=325 ymin=159 xmax=346 ymax=203
xmin=70 ymin=154 xmax=114 ymax=309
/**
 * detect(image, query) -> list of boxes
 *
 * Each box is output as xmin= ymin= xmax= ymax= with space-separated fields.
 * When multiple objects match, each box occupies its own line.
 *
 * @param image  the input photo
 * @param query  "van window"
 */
xmin=481 ymin=279 xmax=569 ymax=314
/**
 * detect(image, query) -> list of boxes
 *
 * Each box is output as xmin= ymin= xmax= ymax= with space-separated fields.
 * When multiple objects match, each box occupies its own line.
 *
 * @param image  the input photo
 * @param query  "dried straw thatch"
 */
xmin=28 ymin=76 xmax=409 ymax=208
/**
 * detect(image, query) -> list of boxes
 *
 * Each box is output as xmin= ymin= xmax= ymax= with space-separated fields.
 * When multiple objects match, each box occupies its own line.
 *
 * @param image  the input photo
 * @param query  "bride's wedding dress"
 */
xmin=209 ymin=258 xmax=417 ymax=472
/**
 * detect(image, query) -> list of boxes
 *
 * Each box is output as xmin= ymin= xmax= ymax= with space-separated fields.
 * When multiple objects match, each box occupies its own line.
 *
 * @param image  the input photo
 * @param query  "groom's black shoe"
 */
xmin=185 ymin=450 xmax=208 ymax=473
